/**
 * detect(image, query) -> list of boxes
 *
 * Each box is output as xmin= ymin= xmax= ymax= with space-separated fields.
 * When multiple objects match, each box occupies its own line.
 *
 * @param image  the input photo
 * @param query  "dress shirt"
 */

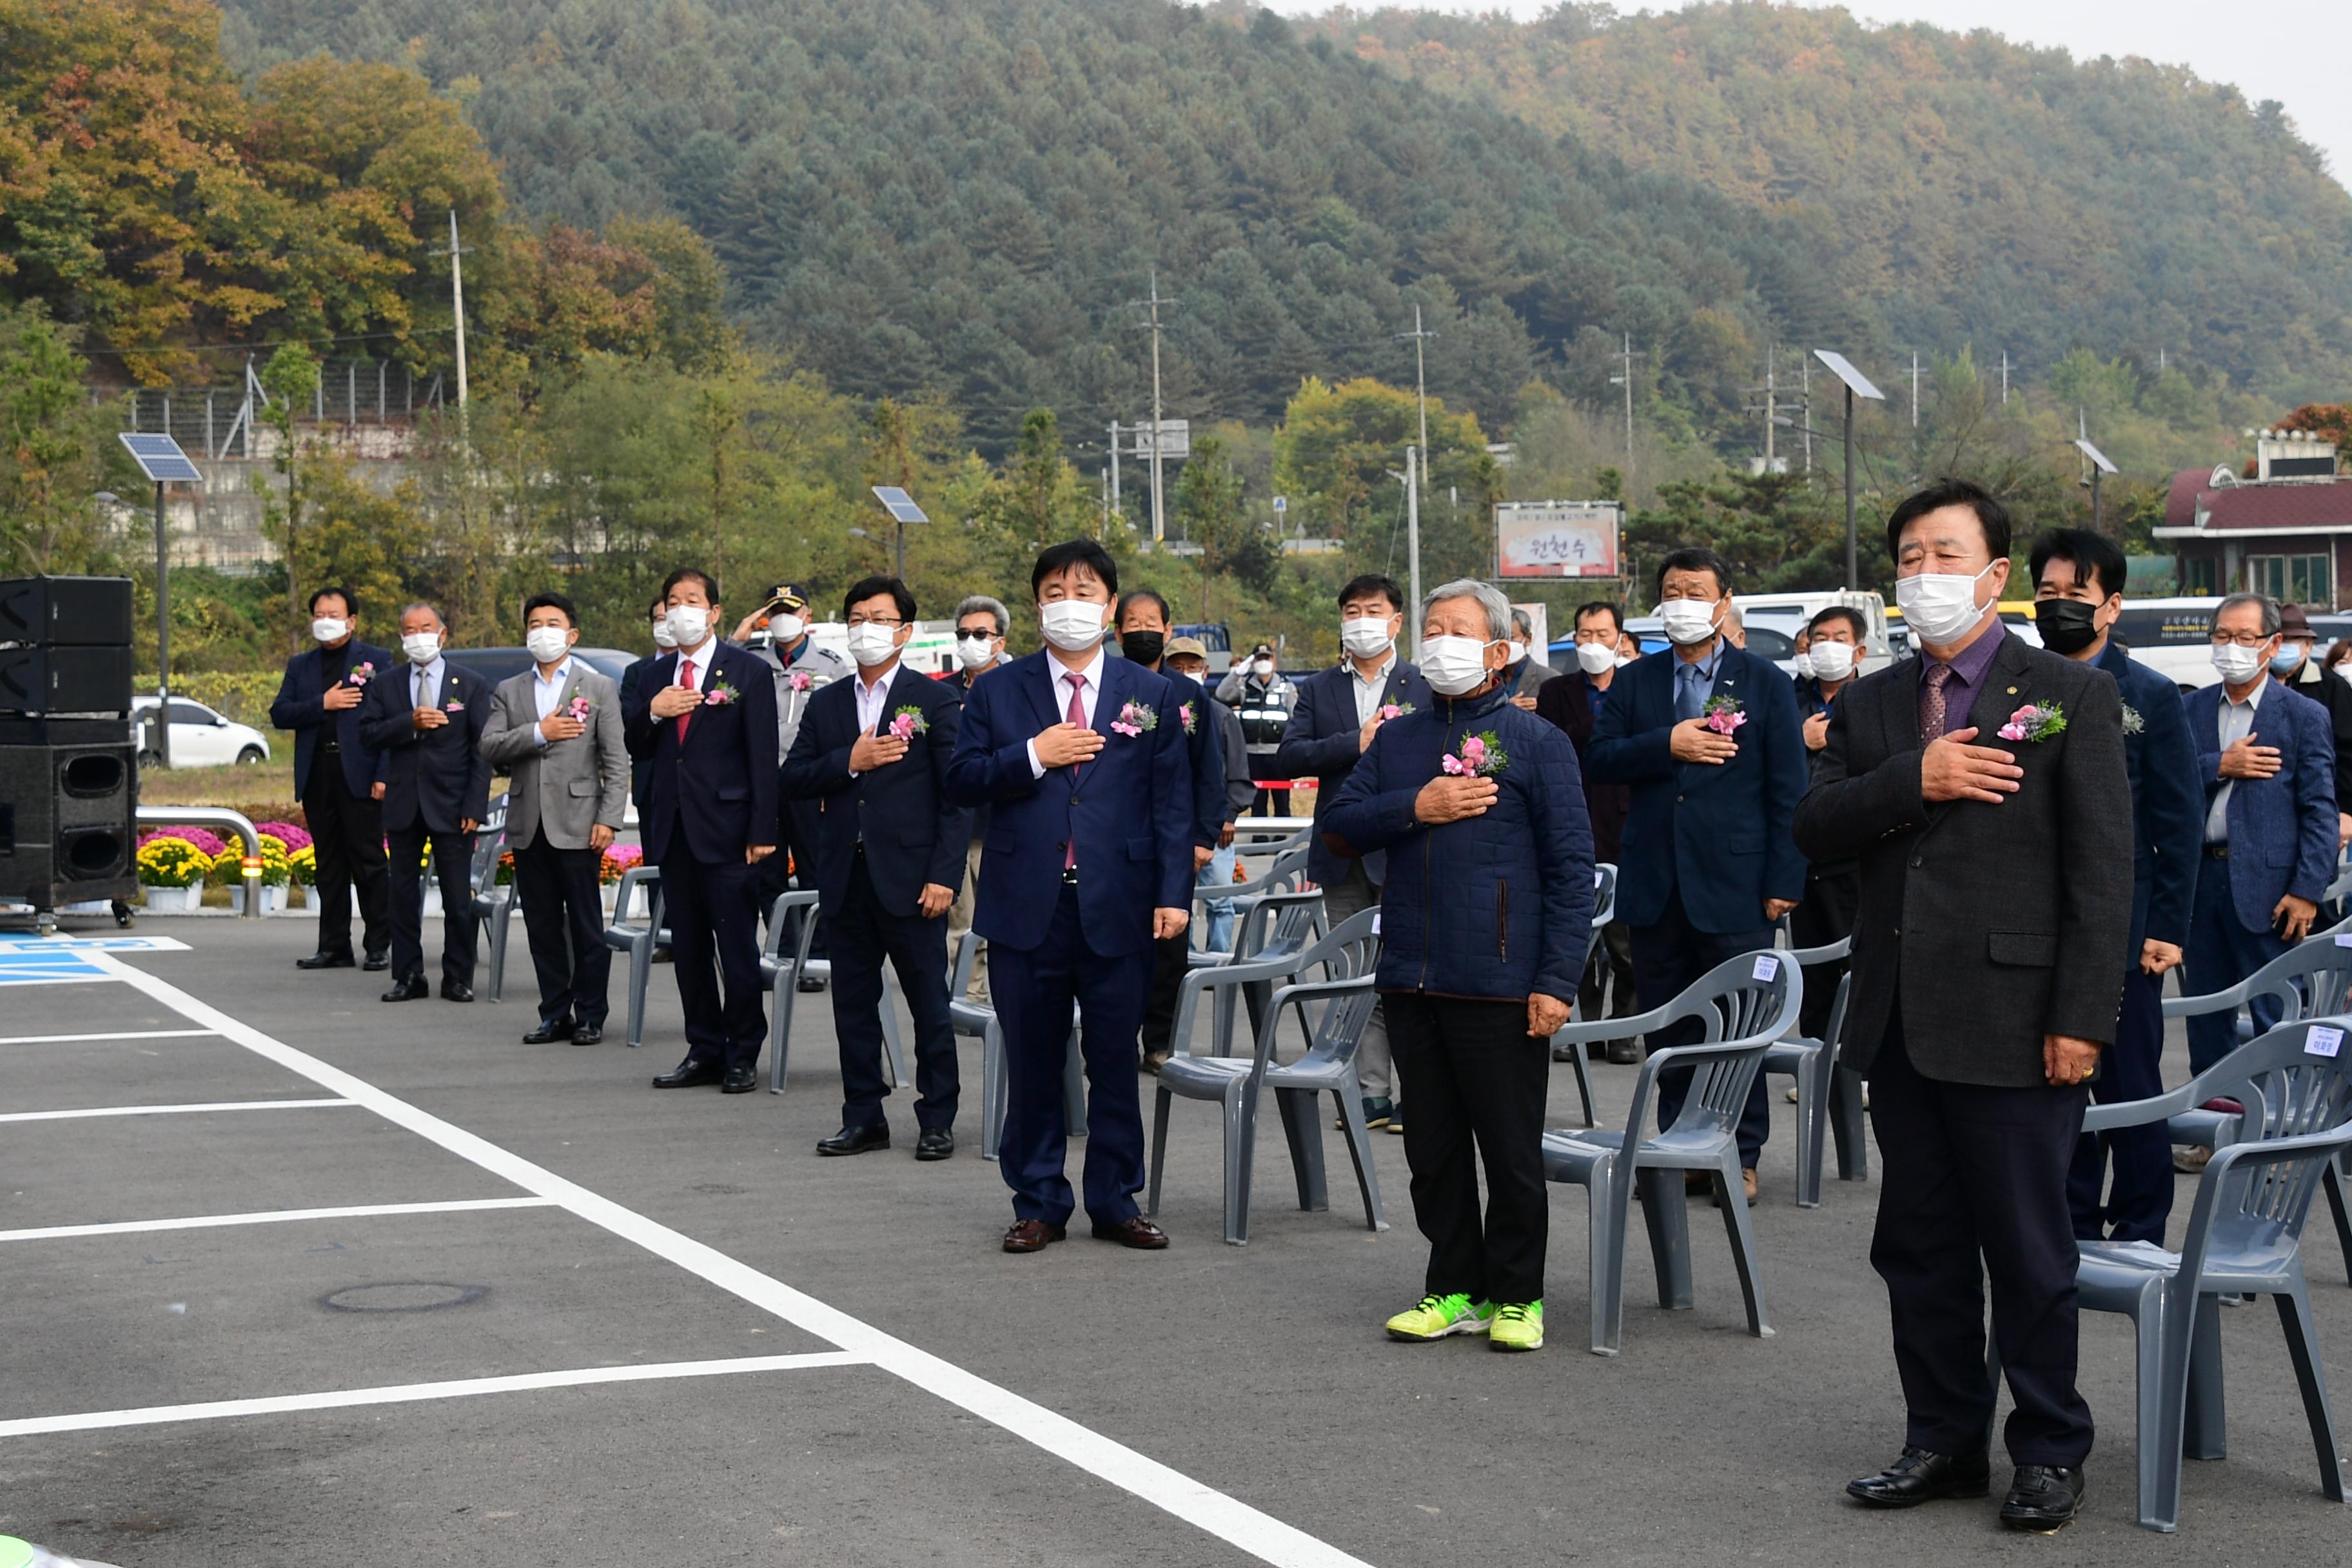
xmin=531 ymin=656 xmax=574 ymax=745
xmin=2206 ymin=676 xmax=2266 ymax=843
xmin=675 ymin=637 xmax=715 ymax=692
xmin=1916 ymin=621 xmax=2006 ymax=741
xmin=1348 ymin=651 xmax=1398 ymax=727
xmin=845 ymin=663 xmax=899 ymax=779
xmin=1671 ymin=639 xmax=1727 ymax=721
xmin=409 ymin=655 xmax=446 ymax=712
xmin=1026 ymin=643 xmax=1108 ymax=779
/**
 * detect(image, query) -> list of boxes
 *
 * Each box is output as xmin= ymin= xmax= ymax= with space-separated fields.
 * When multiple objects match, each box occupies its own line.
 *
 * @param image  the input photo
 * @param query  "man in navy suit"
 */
xmin=1587 ymin=547 xmax=1808 ymax=1204
xmin=2182 ymin=592 xmax=2339 ymax=1079
xmin=781 ymin=575 xmax=971 ymax=1159
xmin=1117 ymin=587 xmax=1228 ymax=1073
xmin=618 ymin=594 xmax=676 ymax=816
xmin=1271 ymin=573 xmax=1432 ymax=1128
xmin=270 ymin=585 xmax=393 ymax=972
xmin=946 ymin=540 xmax=1195 ymax=1253
xmin=357 ymin=603 xmax=493 ymax=1003
xmin=2028 ymin=531 xmax=2202 ymax=1242
xmin=624 ymin=568 xmax=782 ymax=1094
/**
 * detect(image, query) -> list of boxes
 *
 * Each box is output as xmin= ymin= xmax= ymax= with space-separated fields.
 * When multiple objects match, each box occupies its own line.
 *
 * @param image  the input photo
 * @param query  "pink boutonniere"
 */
xmin=1997 ymin=701 xmax=2066 ymax=743
xmin=347 ymin=661 xmax=375 ymax=686
xmin=703 ymin=677 xmax=741 ymax=707
xmin=1179 ymin=700 xmax=1198 ymax=734
xmin=888 ymin=705 xmax=928 ymax=740
xmin=444 ymin=699 xmax=466 ymax=712
xmin=788 ymin=671 xmax=812 ymax=693
xmin=1440 ymin=730 xmax=1509 ymax=777
xmin=1701 ymin=694 xmax=1745 ymax=734
xmin=567 ymin=695 xmax=593 ymax=721
xmin=1110 ymin=700 xmax=1158 ymax=738
xmin=1377 ymin=701 xmax=1415 ymax=722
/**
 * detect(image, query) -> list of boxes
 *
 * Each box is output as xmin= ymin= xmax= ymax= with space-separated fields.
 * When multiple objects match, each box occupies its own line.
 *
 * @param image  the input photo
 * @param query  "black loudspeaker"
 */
xmin=0 ymin=576 xmax=135 ymax=647
xmin=0 ymin=741 xmax=140 ymax=907
xmin=0 ymin=645 xmax=135 ymax=714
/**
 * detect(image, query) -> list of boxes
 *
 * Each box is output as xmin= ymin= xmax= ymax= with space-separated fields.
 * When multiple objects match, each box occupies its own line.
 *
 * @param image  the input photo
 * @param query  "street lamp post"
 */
xmin=1811 ymin=352 xmax=1886 ymax=590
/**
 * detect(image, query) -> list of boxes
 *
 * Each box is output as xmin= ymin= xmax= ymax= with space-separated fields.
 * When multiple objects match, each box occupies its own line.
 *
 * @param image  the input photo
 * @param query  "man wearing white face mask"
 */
xmin=1790 ymin=606 xmax=1867 ymax=1092
xmin=1504 ymin=607 xmax=1555 ymax=709
xmin=1537 ymin=601 xmax=1636 ymax=1024
xmin=270 ymin=585 xmax=395 ymax=972
xmin=1216 ymin=641 xmax=1298 ymax=816
xmin=944 ymin=594 xmax=1011 ymax=999
xmin=618 ymin=595 xmax=674 ymax=817
xmin=1587 ymin=548 xmax=1808 ymax=1200
xmin=735 ymin=582 xmax=848 ymax=982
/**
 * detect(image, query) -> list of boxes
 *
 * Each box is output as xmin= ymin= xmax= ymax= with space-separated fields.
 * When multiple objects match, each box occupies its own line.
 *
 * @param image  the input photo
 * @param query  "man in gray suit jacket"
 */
xmin=482 ymin=591 xmax=631 ymax=1044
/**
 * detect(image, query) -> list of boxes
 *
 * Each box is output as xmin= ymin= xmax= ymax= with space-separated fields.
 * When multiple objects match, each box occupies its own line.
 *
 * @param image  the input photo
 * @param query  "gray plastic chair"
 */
xmin=1542 ymin=948 xmax=1802 ymax=1355
xmin=952 ymin=931 xmax=1085 ymax=1162
xmin=1758 ymin=936 xmax=1856 ymax=1208
xmin=598 ymin=866 xmax=665 ymax=1048
xmin=1549 ymin=863 xmax=1619 ymax=1128
xmin=2165 ymin=934 xmax=2352 ymax=1059
xmin=1146 ymin=910 xmax=1384 ymax=1244
xmin=1187 ymin=848 xmax=1313 ymax=969
xmin=762 ymin=888 xmax=905 ymax=1095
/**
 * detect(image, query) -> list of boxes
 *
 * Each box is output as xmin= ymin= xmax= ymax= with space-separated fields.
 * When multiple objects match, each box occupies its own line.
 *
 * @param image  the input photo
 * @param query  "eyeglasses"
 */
xmin=845 ymin=614 xmax=905 ymax=629
xmin=2209 ymin=631 xmax=2275 ymax=649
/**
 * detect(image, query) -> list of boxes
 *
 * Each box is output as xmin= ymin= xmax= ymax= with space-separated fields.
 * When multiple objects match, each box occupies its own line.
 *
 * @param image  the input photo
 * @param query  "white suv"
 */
xmin=132 ymin=696 xmax=273 ymax=768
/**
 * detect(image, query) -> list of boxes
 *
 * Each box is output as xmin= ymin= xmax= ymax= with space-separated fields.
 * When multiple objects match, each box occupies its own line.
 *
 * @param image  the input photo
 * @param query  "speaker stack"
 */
xmin=0 ymin=576 xmax=140 ymax=916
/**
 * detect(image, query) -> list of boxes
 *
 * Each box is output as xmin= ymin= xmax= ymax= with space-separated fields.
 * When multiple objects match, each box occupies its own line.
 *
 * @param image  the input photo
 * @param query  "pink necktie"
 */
xmin=1064 ymin=671 xmax=1086 ymax=870
xmin=1919 ymin=662 xmax=1954 ymax=745
xmin=676 ymin=657 xmax=698 ymax=742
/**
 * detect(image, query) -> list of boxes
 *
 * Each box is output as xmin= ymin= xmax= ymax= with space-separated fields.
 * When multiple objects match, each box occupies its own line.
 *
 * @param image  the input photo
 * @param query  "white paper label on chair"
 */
xmin=2307 ymin=1026 xmax=2344 ymax=1059
xmin=2336 ymin=934 xmax=2352 ymax=948
xmin=1752 ymin=954 xmax=1779 ymax=981
xmin=1371 ymin=912 xmax=1381 ymax=935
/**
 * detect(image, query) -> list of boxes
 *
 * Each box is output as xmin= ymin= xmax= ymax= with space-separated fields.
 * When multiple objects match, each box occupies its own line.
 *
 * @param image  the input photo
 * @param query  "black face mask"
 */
xmin=2033 ymin=597 xmax=2102 ymax=656
xmin=1121 ymin=631 xmax=1165 ymax=668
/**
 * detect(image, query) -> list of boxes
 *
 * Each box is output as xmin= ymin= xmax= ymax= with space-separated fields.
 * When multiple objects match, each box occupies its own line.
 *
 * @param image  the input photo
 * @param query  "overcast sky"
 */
xmin=1266 ymin=1 xmax=2351 ymax=191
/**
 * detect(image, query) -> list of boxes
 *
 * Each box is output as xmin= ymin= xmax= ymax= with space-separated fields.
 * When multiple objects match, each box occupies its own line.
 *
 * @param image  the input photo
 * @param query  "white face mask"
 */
xmin=1251 ymin=658 xmax=1275 ymax=679
xmin=2210 ymin=641 xmax=2268 ymax=684
xmin=771 ymin=612 xmax=806 ymax=644
xmin=1340 ymin=616 xmax=1394 ymax=658
xmin=846 ymin=623 xmax=901 ymax=667
xmin=1810 ymin=641 xmax=1856 ymax=681
xmin=1894 ymin=564 xmax=1994 ymax=647
xmin=956 ymin=634 xmax=997 ymax=670
xmin=1422 ymin=635 xmax=1500 ymax=696
xmin=1658 ymin=598 xmax=1720 ymax=646
xmin=651 ymin=619 xmax=678 ymax=650
xmin=525 ymin=627 xmax=572 ymax=665
xmin=311 ymin=616 xmax=348 ymax=644
xmin=1575 ymin=640 xmax=1617 ymax=677
xmin=401 ymin=631 xmax=442 ymax=665
xmin=1793 ymin=651 xmax=1816 ymax=680
xmin=665 ymin=603 xmax=710 ymax=648
xmin=1039 ymin=599 xmax=1105 ymax=652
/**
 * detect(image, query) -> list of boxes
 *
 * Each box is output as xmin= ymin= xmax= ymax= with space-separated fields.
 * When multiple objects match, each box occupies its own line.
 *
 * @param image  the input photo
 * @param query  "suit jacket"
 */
xmin=2184 ymin=675 xmax=2338 ymax=936
xmin=2285 ymin=660 xmax=2352 ymax=812
xmin=1162 ymin=667 xmax=1228 ymax=848
xmin=479 ymin=663 xmax=629 ymax=852
xmin=1534 ymin=668 xmax=1631 ymax=866
xmin=1585 ymin=642 xmax=1808 ymax=934
xmin=2095 ymin=641 xmax=2201 ymax=956
xmin=269 ymin=640 xmax=393 ymax=799
xmin=778 ymin=663 xmax=970 ymax=917
xmin=944 ymin=649 xmax=1193 ymax=957
xmin=357 ymin=658 xmax=495 ymax=835
xmin=1210 ymin=692 xmax=1256 ymax=818
xmin=618 ymin=654 xmax=660 ymax=811
xmin=1271 ymin=659 xmax=1433 ymax=888
xmin=1792 ymin=631 xmax=2133 ymax=1086
xmin=622 ymin=640 xmax=782 ymax=864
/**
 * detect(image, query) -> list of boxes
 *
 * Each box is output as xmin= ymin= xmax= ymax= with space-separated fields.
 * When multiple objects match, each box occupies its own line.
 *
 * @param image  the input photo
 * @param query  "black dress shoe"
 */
xmin=720 ymin=1066 xmax=756 ymax=1093
xmin=817 ymin=1122 xmax=891 ymax=1156
xmin=915 ymin=1127 xmax=954 ymax=1161
xmin=440 ymin=981 xmax=475 ymax=1003
xmin=796 ymin=974 xmax=828 ymax=993
xmin=2000 ymin=1465 xmax=2085 ymax=1531
xmin=652 ymin=1058 xmax=723 ymax=1088
xmin=569 ymin=1024 xmax=603 ymax=1046
xmin=522 ymin=1019 xmax=575 ymax=1044
xmin=379 ymin=975 xmax=429 ymax=1003
xmin=295 ymin=950 xmax=355 ymax=970
xmin=1846 ymin=1447 xmax=1992 ymax=1508
xmin=362 ymin=949 xmax=390 ymax=972
xmin=1090 ymin=1215 xmax=1170 ymax=1249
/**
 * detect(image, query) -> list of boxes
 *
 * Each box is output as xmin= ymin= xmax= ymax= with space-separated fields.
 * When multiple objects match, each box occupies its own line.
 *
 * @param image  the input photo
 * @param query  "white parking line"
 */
xmin=80 ymin=951 xmax=1375 ymax=1568
xmin=0 ymin=1351 xmax=869 ymax=1438
xmin=0 ymin=1097 xmax=354 ymax=1124
xmin=0 ymin=1028 xmax=217 ymax=1044
xmin=0 ymin=1196 xmax=554 ymax=1244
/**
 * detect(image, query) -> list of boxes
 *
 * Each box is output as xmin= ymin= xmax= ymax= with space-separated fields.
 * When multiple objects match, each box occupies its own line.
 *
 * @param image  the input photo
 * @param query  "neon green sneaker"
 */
xmin=1489 ymin=1300 xmax=1544 ymax=1351
xmin=1384 ymin=1292 xmax=1494 ymax=1342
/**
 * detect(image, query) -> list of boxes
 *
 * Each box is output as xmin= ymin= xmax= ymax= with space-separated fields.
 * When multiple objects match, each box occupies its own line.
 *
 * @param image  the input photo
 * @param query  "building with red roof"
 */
xmin=2156 ymin=430 xmax=2352 ymax=609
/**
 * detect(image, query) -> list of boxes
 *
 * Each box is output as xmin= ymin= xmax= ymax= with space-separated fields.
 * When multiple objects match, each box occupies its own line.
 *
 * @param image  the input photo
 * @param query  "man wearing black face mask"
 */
xmin=2269 ymin=602 xmax=2352 ymax=854
xmin=2029 ymin=531 xmax=2202 ymax=1246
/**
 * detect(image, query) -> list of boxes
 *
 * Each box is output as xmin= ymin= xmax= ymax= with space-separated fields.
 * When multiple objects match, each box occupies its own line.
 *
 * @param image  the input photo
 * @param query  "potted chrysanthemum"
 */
xmin=136 ymin=836 xmax=210 ymax=912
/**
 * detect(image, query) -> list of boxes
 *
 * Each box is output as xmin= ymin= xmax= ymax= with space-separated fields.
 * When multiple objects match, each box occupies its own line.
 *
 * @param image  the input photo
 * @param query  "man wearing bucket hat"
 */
xmin=737 ymin=582 xmax=848 ymax=986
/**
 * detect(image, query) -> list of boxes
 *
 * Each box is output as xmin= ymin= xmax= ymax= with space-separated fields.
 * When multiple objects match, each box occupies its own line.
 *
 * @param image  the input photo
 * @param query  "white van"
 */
xmin=2108 ymin=598 xmax=2224 ymax=691
xmin=1734 ymin=590 xmax=1897 ymax=676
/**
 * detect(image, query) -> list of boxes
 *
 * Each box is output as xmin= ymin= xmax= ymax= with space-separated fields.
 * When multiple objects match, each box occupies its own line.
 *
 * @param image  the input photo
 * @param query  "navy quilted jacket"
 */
xmin=1322 ymin=683 xmax=1595 ymax=1003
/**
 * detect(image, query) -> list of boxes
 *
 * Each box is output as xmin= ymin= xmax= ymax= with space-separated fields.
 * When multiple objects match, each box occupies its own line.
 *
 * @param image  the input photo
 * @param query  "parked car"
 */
xmin=132 ymin=696 xmax=272 ymax=769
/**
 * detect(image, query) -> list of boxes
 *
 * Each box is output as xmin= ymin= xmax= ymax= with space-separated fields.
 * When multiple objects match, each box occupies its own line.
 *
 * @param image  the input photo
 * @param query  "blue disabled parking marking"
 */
xmin=0 ymin=936 xmax=191 ymax=954
xmin=0 ymin=950 xmax=115 ymax=985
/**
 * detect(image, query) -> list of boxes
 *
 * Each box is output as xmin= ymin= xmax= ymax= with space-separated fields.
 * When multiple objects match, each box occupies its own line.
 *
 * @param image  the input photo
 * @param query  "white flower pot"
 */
xmin=422 ymin=885 xmax=442 ymax=917
xmin=228 ymin=885 xmax=289 ymax=915
xmin=600 ymin=883 xmax=619 ymax=918
xmin=142 ymin=883 xmax=204 ymax=912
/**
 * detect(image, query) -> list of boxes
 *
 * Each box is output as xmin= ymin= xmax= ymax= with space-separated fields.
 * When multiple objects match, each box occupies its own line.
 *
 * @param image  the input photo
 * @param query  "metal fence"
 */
xmin=122 ymin=361 xmax=444 ymax=459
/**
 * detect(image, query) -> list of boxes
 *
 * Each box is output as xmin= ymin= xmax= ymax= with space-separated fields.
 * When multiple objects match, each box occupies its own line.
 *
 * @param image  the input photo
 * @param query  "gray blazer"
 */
xmin=481 ymin=663 xmax=630 ymax=851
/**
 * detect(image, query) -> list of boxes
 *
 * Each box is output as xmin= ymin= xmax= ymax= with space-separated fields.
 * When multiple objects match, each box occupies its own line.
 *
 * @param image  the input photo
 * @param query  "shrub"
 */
xmin=137 ymin=836 xmax=210 ymax=888
xmin=600 ymin=843 xmax=645 ymax=885
xmin=210 ymin=834 xmax=291 ymax=887
xmin=257 ymin=819 xmax=312 ymax=854
xmin=139 ymin=825 xmax=228 ymax=859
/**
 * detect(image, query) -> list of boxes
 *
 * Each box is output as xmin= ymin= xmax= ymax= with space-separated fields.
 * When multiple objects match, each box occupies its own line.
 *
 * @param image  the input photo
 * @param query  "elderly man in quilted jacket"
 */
xmin=1324 ymin=579 xmax=1594 ymax=1353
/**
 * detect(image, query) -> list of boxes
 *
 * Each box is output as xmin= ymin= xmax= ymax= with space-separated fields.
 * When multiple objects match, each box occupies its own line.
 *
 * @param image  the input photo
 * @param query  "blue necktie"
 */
xmin=1675 ymin=663 xmax=1705 ymax=722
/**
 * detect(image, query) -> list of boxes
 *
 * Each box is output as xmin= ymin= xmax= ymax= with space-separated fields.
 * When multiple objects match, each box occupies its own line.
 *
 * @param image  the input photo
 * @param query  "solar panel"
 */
xmin=117 ymin=433 xmax=204 ymax=483
xmin=869 ymin=485 xmax=929 ymax=525
xmin=1810 ymin=351 xmax=1886 ymax=402
xmin=2073 ymin=438 xmax=2118 ymax=475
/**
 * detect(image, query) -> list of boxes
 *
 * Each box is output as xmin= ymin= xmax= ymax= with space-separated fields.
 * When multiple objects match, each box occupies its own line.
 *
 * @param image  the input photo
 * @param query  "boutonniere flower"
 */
xmin=1377 ymin=701 xmax=1415 ymax=721
xmin=1111 ymin=700 xmax=1158 ymax=737
xmin=444 ymin=699 xmax=466 ymax=712
xmin=2120 ymin=703 xmax=2143 ymax=736
xmin=1998 ymin=701 xmax=2066 ymax=743
xmin=788 ymin=671 xmax=812 ymax=693
xmin=1441 ymin=730 xmax=1510 ymax=777
xmin=888 ymin=705 xmax=928 ymax=740
xmin=567 ymin=695 xmax=593 ymax=721
xmin=1701 ymin=694 xmax=1745 ymax=734
xmin=347 ymin=661 xmax=375 ymax=686
xmin=703 ymin=677 xmax=741 ymax=707
xmin=1179 ymin=700 xmax=1197 ymax=734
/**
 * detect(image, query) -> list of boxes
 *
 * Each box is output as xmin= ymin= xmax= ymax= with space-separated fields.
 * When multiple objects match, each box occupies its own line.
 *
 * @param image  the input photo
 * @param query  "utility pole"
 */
xmin=1800 ymin=355 xmax=1812 ymax=474
xmin=1765 ymin=344 xmax=1777 ymax=469
xmin=2000 ymin=350 xmax=2011 ymax=406
xmin=1396 ymin=306 xmax=1435 ymax=464
xmin=1107 ymin=420 xmax=1121 ymax=519
xmin=435 ymin=211 xmax=471 ymax=442
xmin=1910 ymin=350 xmax=1921 ymax=428
xmin=1146 ymin=271 xmax=1166 ymax=545
xmin=1396 ymin=308 xmax=1437 ymax=560
xmin=1405 ymin=444 xmax=1422 ymax=631
xmin=1609 ymin=333 xmax=1643 ymax=493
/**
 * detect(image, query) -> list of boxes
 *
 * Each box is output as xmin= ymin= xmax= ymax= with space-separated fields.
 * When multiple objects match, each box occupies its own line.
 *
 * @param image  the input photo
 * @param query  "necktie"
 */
xmin=1919 ymin=662 xmax=1955 ymax=744
xmin=1063 ymin=671 xmax=1086 ymax=870
xmin=1674 ymin=663 xmax=1704 ymax=722
xmin=676 ymin=656 xmax=698 ymax=742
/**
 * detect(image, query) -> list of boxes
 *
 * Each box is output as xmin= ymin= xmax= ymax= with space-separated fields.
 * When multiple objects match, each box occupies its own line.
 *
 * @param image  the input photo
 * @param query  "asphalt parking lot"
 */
xmin=1 ymin=915 xmax=2346 ymax=1565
